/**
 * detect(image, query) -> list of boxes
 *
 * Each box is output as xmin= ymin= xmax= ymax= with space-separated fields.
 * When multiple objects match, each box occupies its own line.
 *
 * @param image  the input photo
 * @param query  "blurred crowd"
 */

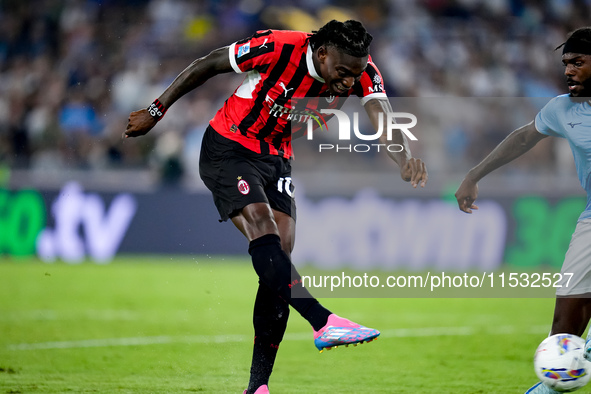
xmin=0 ymin=0 xmax=587 ymax=188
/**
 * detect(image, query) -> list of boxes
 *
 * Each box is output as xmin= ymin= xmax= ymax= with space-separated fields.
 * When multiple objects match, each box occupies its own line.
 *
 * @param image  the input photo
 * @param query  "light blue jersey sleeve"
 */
xmin=534 ymin=94 xmax=570 ymax=138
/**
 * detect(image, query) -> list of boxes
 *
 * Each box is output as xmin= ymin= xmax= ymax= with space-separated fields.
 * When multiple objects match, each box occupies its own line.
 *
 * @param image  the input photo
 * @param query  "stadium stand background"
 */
xmin=0 ymin=0 xmax=586 ymax=196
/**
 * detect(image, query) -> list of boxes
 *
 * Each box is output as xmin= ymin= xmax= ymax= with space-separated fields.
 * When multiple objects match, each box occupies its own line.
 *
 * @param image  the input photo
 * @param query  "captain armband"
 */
xmin=147 ymin=99 xmax=167 ymax=121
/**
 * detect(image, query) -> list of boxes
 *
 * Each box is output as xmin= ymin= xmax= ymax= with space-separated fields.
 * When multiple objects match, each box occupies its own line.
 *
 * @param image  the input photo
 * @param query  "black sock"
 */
xmin=247 ymin=283 xmax=289 ymax=393
xmin=248 ymin=234 xmax=331 ymax=331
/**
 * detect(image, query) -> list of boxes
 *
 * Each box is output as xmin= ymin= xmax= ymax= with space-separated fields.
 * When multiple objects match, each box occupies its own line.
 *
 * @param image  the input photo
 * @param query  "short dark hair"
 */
xmin=308 ymin=20 xmax=373 ymax=58
xmin=557 ymin=27 xmax=591 ymax=54
xmin=567 ymin=27 xmax=591 ymax=42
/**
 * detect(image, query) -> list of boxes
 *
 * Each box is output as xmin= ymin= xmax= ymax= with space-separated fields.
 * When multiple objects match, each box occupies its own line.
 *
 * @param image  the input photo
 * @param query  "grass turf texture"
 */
xmin=0 ymin=256 xmax=585 ymax=393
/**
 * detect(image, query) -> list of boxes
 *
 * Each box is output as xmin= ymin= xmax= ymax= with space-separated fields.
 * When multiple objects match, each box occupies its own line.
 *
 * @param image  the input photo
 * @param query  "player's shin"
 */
xmin=247 ymin=283 xmax=289 ymax=393
xmin=248 ymin=234 xmax=331 ymax=330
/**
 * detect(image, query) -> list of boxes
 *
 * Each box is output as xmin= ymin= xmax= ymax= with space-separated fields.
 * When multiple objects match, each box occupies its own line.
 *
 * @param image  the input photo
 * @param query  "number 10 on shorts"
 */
xmin=277 ymin=177 xmax=294 ymax=197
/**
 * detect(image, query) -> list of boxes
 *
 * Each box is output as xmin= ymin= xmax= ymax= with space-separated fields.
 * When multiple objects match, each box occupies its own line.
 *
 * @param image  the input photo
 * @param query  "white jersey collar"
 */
xmin=307 ymin=44 xmax=325 ymax=83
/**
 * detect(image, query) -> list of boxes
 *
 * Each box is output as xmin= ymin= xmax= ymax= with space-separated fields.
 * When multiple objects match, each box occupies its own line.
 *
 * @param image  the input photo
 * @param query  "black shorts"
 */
xmin=199 ymin=126 xmax=296 ymax=222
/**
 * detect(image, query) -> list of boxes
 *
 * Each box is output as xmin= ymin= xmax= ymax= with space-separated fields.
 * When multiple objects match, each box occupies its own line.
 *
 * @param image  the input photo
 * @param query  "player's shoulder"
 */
xmin=544 ymin=94 xmax=576 ymax=111
xmin=360 ymin=55 xmax=384 ymax=84
xmin=262 ymin=29 xmax=309 ymax=45
xmin=238 ymin=29 xmax=308 ymax=49
xmin=536 ymin=94 xmax=577 ymax=135
xmin=539 ymin=94 xmax=589 ymax=121
xmin=365 ymin=55 xmax=381 ymax=74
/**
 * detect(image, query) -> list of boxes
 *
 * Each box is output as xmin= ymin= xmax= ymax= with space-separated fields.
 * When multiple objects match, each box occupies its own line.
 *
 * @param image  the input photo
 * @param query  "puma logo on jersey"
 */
xmin=279 ymin=82 xmax=294 ymax=97
xmin=260 ymin=38 xmax=268 ymax=49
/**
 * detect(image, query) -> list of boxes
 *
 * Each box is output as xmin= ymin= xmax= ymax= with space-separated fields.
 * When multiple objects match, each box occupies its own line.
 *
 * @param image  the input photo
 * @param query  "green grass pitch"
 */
xmin=0 ymin=256 xmax=587 ymax=393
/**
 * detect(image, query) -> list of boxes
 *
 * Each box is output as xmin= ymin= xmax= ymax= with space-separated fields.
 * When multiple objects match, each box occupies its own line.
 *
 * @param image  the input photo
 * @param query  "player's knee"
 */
xmin=252 ymin=216 xmax=278 ymax=236
xmin=242 ymin=204 xmax=279 ymax=237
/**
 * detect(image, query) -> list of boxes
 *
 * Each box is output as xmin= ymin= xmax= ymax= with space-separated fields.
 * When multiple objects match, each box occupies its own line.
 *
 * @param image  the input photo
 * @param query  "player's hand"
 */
xmin=400 ymin=157 xmax=428 ymax=188
xmin=124 ymin=109 xmax=157 ymax=138
xmin=455 ymin=177 xmax=479 ymax=214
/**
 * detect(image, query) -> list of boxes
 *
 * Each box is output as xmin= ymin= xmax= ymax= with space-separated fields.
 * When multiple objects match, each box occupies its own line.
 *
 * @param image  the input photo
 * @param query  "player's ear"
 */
xmin=316 ymin=46 xmax=328 ymax=64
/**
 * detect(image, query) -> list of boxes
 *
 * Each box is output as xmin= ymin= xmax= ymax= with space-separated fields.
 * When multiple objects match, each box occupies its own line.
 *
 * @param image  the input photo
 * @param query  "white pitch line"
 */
xmin=6 ymin=334 xmax=249 ymax=351
xmin=6 ymin=325 xmax=549 ymax=351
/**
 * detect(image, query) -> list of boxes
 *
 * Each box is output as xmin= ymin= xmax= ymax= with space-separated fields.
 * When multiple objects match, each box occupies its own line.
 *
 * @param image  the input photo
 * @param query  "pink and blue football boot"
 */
xmin=313 ymin=314 xmax=380 ymax=352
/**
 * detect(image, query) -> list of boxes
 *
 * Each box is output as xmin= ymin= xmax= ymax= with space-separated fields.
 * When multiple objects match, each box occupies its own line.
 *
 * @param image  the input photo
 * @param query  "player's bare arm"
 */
xmin=364 ymin=98 xmax=428 ymax=188
xmin=124 ymin=46 xmax=233 ymax=138
xmin=455 ymin=120 xmax=548 ymax=213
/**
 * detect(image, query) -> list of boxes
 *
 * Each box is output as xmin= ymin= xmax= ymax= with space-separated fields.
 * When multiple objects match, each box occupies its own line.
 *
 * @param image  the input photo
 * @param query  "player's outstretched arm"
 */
xmin=455 ymin=120 xmax=548 ymax=213
xmin=364 ymin=98 xmax=428 ymax=188
xmin=124 ymin=46 xmax=233 ymax=138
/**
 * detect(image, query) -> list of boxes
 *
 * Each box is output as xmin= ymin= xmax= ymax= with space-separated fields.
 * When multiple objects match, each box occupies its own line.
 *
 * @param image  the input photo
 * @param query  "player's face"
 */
xmin=562 ymin=53 xmax=591 ymax=97
xmin=318 ymin=46 xmax=368 ymax=95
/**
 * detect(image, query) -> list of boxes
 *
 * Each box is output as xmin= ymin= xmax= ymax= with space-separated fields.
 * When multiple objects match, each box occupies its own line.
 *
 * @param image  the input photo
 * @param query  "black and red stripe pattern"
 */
xmin=210 ymin=30 xmax=387 ymax=159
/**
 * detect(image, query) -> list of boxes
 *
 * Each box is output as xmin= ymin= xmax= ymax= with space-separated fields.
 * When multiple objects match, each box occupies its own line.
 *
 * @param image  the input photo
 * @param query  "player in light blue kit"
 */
xmin=455 ymin=27 xmax=591 ymax=394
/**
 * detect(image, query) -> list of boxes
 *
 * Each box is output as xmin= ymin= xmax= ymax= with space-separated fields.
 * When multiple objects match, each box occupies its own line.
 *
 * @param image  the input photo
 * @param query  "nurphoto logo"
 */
xmin=306 ymin=109 xmax=418 ymax=153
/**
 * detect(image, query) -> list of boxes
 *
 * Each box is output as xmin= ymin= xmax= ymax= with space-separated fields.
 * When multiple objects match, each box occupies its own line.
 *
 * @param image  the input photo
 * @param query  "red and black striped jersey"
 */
xmin=209 ymin=29 xmax=387 ymax=159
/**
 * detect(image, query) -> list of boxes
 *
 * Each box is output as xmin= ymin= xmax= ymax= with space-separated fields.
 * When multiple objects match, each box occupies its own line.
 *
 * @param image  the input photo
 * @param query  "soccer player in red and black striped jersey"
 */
xmin=126 ymin=20 xmax=427 ymax=394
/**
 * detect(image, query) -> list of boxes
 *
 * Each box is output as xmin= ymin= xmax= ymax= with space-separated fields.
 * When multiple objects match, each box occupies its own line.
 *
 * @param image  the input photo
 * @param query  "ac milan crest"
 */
xmin=237 ymin=177 xmax=250 ymax=195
